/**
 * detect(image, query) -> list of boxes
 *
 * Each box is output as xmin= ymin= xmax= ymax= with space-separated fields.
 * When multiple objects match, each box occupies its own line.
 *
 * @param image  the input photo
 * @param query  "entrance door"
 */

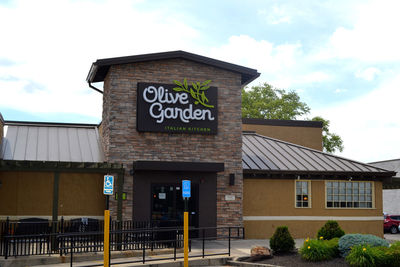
xmin=151 ymin=183 xmax=198 ymax=227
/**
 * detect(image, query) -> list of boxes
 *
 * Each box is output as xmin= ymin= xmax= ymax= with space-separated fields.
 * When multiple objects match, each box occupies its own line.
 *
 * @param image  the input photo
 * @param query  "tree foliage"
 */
xmin=312 ymin=116 xmax=344 ymax=153
xmin=242 ymin=83 xmax=310 ymax=120
xmin=242 ymin=83 xmax=344 ymax=153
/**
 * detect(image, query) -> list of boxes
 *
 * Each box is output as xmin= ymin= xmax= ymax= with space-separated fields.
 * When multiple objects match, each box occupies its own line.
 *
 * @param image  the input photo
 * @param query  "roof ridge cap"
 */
xmin=5 ymin=121 xmax=98 ymax=128
xmin=369 ymin=159 xmax=400 ymax=164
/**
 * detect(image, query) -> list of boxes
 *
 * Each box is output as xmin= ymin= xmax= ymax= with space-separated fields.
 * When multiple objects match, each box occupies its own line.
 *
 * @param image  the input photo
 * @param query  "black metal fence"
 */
xmin=0 ymin=218 xmax=244 ymax=263
xmin=0 ymin=218 xmax=160 ymax=258
xmin=58 ymin=226 xmax=244 ymax=266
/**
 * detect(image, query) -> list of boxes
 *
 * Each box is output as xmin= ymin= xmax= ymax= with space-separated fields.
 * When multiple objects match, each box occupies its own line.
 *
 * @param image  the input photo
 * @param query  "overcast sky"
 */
xmin=0 ymin=0 xmax=399 ymax=163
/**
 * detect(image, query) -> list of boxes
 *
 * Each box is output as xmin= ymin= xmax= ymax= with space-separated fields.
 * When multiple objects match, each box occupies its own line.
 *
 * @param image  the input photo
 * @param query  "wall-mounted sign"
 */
xmin=225 ymin=195 xmax=235 ymax=201
xmin=137 ymin=79 xmax=218 ymax=134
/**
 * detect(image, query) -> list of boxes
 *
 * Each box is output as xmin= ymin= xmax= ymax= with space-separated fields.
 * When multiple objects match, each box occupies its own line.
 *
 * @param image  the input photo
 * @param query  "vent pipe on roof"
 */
xmin=88 ymin=82 xmax=103 ymax=94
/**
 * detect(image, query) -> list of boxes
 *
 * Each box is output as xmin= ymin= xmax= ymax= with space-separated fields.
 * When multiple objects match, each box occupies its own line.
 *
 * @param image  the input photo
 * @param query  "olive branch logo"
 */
xmin=173 ymin=79 xmax=214 ymax=108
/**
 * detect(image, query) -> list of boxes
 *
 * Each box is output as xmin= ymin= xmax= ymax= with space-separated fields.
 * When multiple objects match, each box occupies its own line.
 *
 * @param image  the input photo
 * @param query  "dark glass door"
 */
xmin=151 ymin=183 xmax=198 ymax=227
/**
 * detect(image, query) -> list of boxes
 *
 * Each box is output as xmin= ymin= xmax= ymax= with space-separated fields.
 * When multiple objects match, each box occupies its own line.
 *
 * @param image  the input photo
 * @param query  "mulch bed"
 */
xmin=239 ymin=252 xmax=348 ymax=266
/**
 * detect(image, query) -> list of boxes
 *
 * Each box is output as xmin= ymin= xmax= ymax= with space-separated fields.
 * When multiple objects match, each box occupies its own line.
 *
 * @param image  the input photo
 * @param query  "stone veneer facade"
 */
xmin=101 ymin=58 xmax=244 ymax=227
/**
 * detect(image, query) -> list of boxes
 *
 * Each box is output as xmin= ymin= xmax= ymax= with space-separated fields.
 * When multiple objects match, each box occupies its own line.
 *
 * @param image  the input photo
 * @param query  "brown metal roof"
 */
xmin=242 ymin=132 xmax=395 ymax=177
xmin=87 ymin=50 xmax=260 ymax=85
xmin=369 ymin=159 xmax=400 ymax=178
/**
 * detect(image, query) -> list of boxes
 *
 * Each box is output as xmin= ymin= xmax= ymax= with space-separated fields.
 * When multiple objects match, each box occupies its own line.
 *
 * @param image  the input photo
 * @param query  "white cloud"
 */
xmin=319 ymin=0 xmax=400 ymax=63
xmin=299 ymin=71 xmax=331 ymax=84
xmin=0 ymin=0 xmax=201 ymax=119
xmin=355 ymin=67 xmax=381 ymax=81
xmin=209 ymin=35 xmax=335 ymax=91
xmin=258 ymin=5 xmax=292 ymax=25
xmin=334 ymin=88 xmax=348 ymax=94
xmin=209 ymin=35 xmax=306 ymax=89
xmin=312 ymin=74 xmax=400 ymax=162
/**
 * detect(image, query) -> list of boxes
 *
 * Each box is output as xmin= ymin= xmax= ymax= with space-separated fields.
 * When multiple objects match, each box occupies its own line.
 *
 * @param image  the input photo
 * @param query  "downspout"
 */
xmin=88 ymin=82 xmax=104 ymax=94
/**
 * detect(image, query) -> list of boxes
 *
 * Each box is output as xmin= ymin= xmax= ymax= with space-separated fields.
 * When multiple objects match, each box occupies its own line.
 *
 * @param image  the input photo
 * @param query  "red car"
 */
xmin=384 ymin=214 xmax=400 ymax=234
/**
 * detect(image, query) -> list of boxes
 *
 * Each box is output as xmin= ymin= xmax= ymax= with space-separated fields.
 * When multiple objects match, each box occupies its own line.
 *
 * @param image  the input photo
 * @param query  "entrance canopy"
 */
xmin=133 ymin=161 xmax=224 ymax=172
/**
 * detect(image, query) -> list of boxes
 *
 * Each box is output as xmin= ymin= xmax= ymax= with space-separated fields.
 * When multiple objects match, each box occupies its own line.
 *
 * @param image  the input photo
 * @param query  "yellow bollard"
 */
xmin=184 ymin=211 xmax=189 ymax=267
xmin=104 ymin=210 xmax=110 ymax=267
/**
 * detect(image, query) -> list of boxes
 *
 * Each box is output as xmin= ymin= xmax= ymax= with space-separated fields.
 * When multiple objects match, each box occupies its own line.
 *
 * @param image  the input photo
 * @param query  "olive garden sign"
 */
xmin=137 ymin=79 xmax=218 ymax=134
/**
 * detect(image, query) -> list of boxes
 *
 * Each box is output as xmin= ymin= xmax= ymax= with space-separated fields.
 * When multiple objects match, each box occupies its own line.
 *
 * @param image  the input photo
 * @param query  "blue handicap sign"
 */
xmin=104 ymin=175 xmax=114 ymax=195
xmin=182 ymin=180 xmax=191 ymax=198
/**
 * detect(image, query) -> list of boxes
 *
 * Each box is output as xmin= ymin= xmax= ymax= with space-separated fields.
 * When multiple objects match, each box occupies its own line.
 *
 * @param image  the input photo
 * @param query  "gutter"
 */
xmin=88 ymin=82 xmax=103 ymax=94
xmin=87 ymin=63 xmax=103 ymax=94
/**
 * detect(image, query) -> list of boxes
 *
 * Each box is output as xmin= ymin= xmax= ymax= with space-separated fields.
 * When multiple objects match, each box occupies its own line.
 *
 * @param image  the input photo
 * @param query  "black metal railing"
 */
xmin=0 ymin=218 xmax=160 ymax=258
xmin=57 ymin=226 xmax=244 ymax=266
xmin=0 ymin=217 xmax=244 ymax=265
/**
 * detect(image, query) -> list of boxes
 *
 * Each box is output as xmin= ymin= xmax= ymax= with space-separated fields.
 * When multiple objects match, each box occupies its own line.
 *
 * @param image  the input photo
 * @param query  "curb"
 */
xmin=228 ymin=257 xmax=283 ymax=267
xmin=0 ymin=248 xmax=182 ymax=267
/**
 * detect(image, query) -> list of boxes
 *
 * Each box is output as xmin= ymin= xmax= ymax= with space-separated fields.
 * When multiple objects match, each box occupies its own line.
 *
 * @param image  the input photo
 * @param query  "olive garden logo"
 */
xmin=137 ymin=80 xmax=218 ymax=134
xmin=173 ymin=79 xmax=214 ymax=108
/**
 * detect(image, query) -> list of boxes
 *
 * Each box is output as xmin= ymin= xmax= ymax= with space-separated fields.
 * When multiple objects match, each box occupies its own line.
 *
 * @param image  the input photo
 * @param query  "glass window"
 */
xmin=296 ymin=181 xmax=311 ymax=208
xmin=326 ymin=181 xmax=373 ymax=209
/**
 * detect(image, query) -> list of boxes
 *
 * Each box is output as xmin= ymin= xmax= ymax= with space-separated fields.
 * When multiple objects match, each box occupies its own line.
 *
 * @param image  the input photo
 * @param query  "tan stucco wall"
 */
xmin=243 ymin=178 xmax=383 ymax=238
xmin=0 ymin=172 xmax=105 ymax=218
xmin=58 ymin=173 xmax=105 ymax=216
xmin=242 ymin=123 xmax=323 ymax=151
xmin=0 ymin=172 xmax=53 ymax=216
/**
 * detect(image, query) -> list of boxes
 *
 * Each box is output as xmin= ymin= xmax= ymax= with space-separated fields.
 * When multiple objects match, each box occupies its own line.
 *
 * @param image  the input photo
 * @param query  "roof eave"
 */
xmin=87 ymin=50 xmax=260 ymax=85
xmin=243 ymin=169 xmax=396 ymax=179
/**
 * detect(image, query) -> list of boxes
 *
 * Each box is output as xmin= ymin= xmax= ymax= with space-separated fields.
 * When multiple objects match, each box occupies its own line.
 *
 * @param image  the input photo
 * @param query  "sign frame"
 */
xmin=182 ymin=180 xmax=191 ymax=198
xmin=137 ymin=82 xmax=218 ymax=135
xmin=103 ymin=175 xmax=114 ymax=195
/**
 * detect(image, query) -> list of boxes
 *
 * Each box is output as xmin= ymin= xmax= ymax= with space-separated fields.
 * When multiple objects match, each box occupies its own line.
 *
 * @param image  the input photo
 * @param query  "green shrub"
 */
xmin=269 ymin=226 xmax=295 ymax=254
xmin=346 ymin=245 xmax=376 ymax=267
xmin=317 ymin=220 xmax=345 ymax=240
xmin=372 ymin=246 xmax=390 ymax=267
xmin=300 ymin=239 xmax=334 ymax=261
xmin=385 ymin=242 xmax=400 ymax=267
xmin=325 ymin=237 xmax=340 ymax=257
xmin=346 ymin=243 xmax=400 ymax=267
xmin=339 ymin=234 xmax=389 ymax=257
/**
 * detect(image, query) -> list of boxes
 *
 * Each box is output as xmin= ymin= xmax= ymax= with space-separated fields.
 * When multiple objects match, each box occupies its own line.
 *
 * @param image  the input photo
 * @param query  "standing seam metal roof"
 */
xmin=369 ymin=159 xmax=400 ymax=177
xmin=242 ymin=132 xmax=393 ymax=175
xmin=0 ymin=121 xmax=394 ymax=176
xmin=0 ymin=122 xmax=104 ymax=163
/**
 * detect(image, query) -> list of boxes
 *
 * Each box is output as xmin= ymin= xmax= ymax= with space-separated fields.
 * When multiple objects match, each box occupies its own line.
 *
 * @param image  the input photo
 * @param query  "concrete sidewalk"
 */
xmin=25 ymin=239 xmax=305 ymax=267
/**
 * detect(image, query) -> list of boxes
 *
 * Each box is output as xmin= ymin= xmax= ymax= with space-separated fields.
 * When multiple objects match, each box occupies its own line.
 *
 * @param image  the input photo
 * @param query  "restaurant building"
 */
xmin=0 ymin=51 xmax=395 ymax=238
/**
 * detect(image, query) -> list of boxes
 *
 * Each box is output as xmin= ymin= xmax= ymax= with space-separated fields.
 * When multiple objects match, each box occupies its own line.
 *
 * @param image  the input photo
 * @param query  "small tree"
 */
xmin=242 ymin=83 xmax=344 ymax=153
xmin=317 ymin=220 xmax=345 ymax=240
xmin=270 ymin=226 xmax=295 ymax=253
